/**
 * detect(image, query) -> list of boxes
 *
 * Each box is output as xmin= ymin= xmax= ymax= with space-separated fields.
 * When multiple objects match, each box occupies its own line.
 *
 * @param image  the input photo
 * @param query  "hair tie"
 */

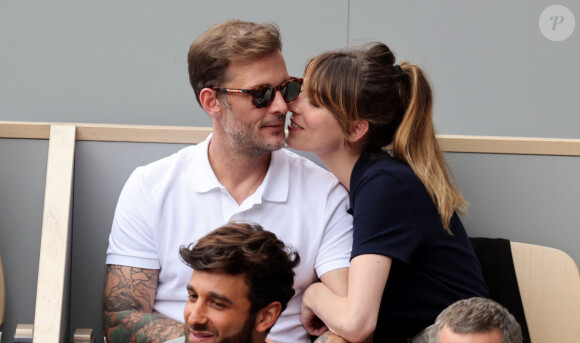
xmin=393 ymin=64 xmax=403 ymax=75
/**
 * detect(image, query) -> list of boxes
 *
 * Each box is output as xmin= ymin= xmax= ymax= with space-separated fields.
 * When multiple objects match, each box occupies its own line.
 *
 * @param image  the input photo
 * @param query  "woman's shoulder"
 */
xmin=351 ymin=156 xmax=433 ymax=210
xmin=354 ymin=155 xmax=417 ymax=187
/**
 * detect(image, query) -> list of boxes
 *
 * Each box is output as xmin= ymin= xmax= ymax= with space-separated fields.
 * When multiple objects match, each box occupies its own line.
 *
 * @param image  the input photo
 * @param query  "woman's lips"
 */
xmin=288 ymin=119 xmax=304 ymax=130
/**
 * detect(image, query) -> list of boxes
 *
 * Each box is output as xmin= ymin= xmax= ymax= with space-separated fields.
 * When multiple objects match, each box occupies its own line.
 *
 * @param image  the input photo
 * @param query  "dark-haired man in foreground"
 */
xmin=164 ymin=222 xmax=299 ymax=343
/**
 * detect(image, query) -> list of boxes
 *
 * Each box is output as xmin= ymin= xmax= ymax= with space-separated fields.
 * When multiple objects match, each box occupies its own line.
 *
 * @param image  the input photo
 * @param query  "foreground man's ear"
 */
xmin=255 ymin=301 xmax=282 ymax=333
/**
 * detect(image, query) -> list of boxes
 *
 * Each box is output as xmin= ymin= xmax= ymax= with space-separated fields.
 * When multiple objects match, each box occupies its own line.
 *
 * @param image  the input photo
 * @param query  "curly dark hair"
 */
xmin=180 ymin=222 xmax=300 ymax=314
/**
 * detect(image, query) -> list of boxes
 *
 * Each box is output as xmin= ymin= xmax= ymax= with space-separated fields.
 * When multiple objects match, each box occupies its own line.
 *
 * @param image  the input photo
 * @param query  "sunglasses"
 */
xmin=212 ymin=77 xmax=303 ymax=109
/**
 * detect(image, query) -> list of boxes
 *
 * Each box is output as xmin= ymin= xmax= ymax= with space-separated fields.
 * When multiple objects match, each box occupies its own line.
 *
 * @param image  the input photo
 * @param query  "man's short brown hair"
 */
xmin=187 ymin=20 xmax=282 ymax=105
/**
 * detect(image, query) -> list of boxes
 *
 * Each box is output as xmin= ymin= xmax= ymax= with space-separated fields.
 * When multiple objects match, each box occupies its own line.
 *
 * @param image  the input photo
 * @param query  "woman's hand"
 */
xmin=301 ymin=288 xmax=329 ymax=336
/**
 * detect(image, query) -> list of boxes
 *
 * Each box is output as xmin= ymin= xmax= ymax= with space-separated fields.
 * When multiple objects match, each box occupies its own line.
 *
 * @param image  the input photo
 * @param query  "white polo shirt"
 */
xmin=106 ymin=135 xmax=353 ymax=343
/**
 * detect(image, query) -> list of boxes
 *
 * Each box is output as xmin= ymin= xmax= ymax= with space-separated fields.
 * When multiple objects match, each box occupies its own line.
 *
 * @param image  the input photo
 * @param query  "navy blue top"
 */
xmin=349 ymin=154 xmax=488 ymax=342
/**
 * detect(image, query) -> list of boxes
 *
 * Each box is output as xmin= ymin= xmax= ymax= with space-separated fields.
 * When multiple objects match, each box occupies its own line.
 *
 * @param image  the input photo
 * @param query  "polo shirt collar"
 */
xmin=260 ymin=149 xmax=289 ymax=203
xmin=191 ymin=134 xmax=289 ymax=203
xmin=192 ymin=134 xmax=223 ymax=193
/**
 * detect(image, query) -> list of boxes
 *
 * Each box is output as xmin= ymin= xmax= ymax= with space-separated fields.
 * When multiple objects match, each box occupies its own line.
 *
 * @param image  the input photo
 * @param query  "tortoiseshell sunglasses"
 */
xmin=212 ymin=77 xmax=303 ymax=108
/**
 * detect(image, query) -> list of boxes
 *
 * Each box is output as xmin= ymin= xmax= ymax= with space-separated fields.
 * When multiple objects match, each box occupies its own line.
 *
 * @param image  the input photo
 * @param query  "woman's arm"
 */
xmin=302 ymin=254 xmax=392 ymax=343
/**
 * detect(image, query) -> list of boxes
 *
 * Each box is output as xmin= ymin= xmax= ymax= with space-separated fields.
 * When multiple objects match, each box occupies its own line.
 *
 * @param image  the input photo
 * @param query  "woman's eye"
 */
xmin=309 ymin=101 xmax=320 ymax=108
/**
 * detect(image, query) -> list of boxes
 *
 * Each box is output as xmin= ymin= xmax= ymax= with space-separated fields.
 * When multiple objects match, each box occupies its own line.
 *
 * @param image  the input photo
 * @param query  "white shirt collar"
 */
xmin=261 ymin=148 xmax=289 ymax=202
xmin=191 ymin=134 xmax=289 ymax=203
xmin=191 ymin=134 xmax=222 ymax=193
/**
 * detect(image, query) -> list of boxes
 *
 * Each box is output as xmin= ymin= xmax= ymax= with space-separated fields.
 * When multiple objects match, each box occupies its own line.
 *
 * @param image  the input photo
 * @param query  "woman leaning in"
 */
xmin=286 ymin=43 xmax=489 ymax=342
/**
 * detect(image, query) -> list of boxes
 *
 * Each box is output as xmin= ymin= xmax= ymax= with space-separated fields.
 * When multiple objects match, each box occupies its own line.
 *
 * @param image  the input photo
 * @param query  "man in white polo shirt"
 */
xmin=103 ymin=19 xmax=352 ymax=343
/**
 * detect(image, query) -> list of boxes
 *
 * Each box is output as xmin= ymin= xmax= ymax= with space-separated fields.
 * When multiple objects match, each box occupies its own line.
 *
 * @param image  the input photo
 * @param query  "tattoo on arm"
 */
xmin=103 ymin=311 xmax=184 ymax=343
xmin=314 ymin=331 xmax=349 ymax=343
xmin=103 ymin=265 xmax=157 ymax=312
xmin=137 ymin=318 xmax=185 ymax=342
xmin=103 ymin=265 xmax=184 ymax=343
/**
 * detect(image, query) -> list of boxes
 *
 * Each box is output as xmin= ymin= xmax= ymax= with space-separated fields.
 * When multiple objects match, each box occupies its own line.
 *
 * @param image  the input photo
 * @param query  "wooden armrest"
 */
xmin=14 ymin=323 xmax=33 ymax=343
xmin=74 ymin=328 xmax=94 ymax=342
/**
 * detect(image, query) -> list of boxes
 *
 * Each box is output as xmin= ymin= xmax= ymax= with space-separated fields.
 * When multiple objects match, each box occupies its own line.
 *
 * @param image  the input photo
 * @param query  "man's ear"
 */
xmin=254 ymin=302 xmax=282 ymax=333
xmin=348 ymin=119 xmax=369 ymax=143
xmin=199 ymin=88 xmax=222 ymax=117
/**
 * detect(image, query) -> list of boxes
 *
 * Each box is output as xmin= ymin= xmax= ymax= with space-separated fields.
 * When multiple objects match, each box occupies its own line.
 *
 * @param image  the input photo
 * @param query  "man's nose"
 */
xmin=186 ymin=302 xmax=209 ymax=325
xmin=269 ymin=88 xmax=289 ymax=114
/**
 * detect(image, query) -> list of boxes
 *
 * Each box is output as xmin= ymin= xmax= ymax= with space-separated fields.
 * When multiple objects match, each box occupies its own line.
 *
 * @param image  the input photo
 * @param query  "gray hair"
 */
xmin=431 ymin=297 xmax=522 ymax=343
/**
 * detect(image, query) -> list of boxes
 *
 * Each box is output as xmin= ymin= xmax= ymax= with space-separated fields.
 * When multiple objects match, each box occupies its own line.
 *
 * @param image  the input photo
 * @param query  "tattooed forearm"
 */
xmin=103 ymin=265 xmax=158 ymax=312
xmin=103 ymin=265 xmax=183 ymax=342
xmin=138 ymin=318 xmax=184 ymax=342
xmin=104 ymin=311 xmax=183 ymax=343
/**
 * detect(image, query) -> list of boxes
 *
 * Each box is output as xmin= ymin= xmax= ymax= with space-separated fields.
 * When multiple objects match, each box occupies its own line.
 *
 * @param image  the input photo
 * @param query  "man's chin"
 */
xmin=265 ymin=132 xmax=286 ymax=149
xmin=252 ymin=139 xmax=285 ymax=154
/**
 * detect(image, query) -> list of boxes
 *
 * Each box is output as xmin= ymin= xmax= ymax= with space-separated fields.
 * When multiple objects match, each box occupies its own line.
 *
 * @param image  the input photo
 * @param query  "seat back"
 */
xmin=470 ymin=237 xmax=531 ymax=342
xmin=511 ymin=242 xmax=580 ymax=342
